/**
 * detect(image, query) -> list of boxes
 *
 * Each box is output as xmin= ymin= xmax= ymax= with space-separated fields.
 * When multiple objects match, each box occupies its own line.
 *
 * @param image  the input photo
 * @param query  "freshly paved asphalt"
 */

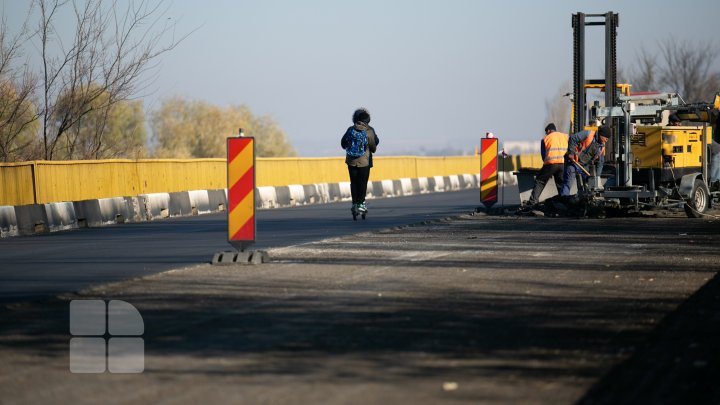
xmin=0 ymin=187 xmax=519 ymax=303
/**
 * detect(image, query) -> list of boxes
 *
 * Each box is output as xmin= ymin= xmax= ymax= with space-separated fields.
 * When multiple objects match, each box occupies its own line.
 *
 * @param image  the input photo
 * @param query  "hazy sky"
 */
xmin=3 ymin=0 xmax=720 ymax=156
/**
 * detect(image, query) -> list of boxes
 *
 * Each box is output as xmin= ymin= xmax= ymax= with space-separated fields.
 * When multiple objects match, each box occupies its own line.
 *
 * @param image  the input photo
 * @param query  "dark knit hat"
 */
xmin=545 ymin=123 xmax=556 ymax=132
xmin=597 ymin=125 xmax=612 ymax=140
xmin=352 ymin=108 xmax=371 ymax=124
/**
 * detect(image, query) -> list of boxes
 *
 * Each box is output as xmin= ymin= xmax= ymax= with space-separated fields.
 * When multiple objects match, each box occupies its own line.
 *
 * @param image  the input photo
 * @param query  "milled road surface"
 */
xmin=1 ymin=212 xmax=719 ymax=404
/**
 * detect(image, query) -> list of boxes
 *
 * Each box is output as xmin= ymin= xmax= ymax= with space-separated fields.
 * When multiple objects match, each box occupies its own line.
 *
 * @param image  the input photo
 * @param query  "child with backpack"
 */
xmin=341 ymin=108 xmax=379 ymax=216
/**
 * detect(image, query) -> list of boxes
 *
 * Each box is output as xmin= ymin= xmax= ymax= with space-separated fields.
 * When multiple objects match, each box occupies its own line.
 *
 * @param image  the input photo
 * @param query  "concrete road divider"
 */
xmin=74 ymin=197 xmax=142 ymax=228
xmin=43 ymin=202 xmax=78 ymax=233
xmin=139 ymin=193 xmax=171 ymax=220
xmin=208 ymin=189 xmax=227 ymax=212
xmin=0 ymin=206 xmax=19 ymax=237
xmin=188 ymin=190 xmax=211 ymax=215
xmin=0 ymin=173 xmax=516 ymax=238
xmin=256 ymin=186 xmax=278 ymax=209
xmin=14 ymin=204 xmax=49 ymax=235
xmin=169 ymin=192 xmax=193 ymax=217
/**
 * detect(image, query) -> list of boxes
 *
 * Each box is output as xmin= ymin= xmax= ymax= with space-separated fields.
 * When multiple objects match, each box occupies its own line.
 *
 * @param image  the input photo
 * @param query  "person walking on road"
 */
xmin=341 ymin=108 xmax=379 ymax=215
xmin=527 ymin=123 xmax=568 ymax=205
xmin=560 ymin=125 xmax=612 ymax=196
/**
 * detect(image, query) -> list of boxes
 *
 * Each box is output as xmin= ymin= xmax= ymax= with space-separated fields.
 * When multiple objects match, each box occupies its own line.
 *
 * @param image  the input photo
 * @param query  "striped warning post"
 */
xmin=227 ymin=137 xmax=255 ymax=250
xmin=480 ymin=137 xmax=498 ymax=208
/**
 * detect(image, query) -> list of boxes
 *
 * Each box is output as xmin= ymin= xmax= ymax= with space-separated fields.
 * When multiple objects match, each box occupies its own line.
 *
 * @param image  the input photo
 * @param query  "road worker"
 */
xmin=560 ymin=125 xmax=612 ymax=196
xmin=527 ymin=123 xmax=568 ymax=205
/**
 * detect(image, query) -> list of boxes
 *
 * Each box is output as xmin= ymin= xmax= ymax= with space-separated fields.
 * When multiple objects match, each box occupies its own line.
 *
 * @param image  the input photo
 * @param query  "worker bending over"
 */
xmin=528 ymin=123 xmax=568 ymax=204
xmin=560 ymin=125 xmax=612 ymax=196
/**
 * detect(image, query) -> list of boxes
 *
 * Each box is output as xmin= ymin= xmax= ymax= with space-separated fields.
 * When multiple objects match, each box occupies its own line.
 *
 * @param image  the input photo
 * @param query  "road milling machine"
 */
xmin=569 ymin=12 xmax=720 ymax=218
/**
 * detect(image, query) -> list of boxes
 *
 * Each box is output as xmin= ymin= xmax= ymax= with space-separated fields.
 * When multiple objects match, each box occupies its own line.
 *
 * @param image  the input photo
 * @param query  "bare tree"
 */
xmin=0 ymin=12 xmax=40 ymax=162
xmin=624 ymin=48 xmax=658 ymax=92
xmin=34 ymin=0 xmax=188 ymax=160
xmin=626 ymin=38 xmax=720 ymax=102
xmin=543 ymin=80 xmax=571 ymax=134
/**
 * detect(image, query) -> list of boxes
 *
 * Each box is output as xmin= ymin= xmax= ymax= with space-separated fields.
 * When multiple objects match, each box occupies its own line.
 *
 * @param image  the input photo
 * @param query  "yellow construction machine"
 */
xmin=570 ymin=12 xmax=720 ymax=217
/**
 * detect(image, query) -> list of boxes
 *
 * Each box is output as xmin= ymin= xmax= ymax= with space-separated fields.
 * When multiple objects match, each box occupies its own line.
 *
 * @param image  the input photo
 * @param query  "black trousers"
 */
xmin=348 ymin=165 xmax=371 ymax=204
xmin=530 ymin=163 xmax=564 ymax=202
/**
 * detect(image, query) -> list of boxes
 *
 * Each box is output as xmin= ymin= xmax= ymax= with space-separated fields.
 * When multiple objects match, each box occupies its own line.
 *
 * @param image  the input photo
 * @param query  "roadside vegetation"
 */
xmin=0 ymin=0 xmax=295 ymax=162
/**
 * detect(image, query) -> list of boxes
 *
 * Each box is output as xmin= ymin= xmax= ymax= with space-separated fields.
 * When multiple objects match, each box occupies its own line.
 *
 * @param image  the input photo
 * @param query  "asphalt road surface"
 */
xmin=1 ymin=210 xmax=718 ymax=404
xmin=0 ymin=188 xmax=518 ymax=303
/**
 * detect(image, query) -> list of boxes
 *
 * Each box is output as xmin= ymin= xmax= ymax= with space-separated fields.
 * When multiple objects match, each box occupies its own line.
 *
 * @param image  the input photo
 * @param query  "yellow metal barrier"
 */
xmin=0 ymin=162 xmax=36 ymax=206
xmin=0 ymin=154 xmax=542 ymax=205
xmin=256 ymin=157 xmax=347 ymax=187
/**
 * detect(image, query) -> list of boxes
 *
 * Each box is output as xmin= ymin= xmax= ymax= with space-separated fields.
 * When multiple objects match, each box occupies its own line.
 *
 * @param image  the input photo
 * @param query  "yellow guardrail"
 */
xmin=0 ymin=155 xmax=542 ymax=206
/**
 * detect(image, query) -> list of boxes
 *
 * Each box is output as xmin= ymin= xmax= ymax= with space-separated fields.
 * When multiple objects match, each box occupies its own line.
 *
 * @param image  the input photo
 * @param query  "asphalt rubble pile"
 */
xmin=480 ymin=195 xmax=688 ymax=219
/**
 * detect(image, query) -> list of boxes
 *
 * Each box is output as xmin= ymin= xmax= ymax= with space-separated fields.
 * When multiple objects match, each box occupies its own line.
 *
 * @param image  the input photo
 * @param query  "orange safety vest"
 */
xmin=575 ymin=130 xmax=605 ymax=162
xmin=543 ymin=131 xmax=569 ymax=165
xmin=576 ymin=130 xmax=596 ymax=154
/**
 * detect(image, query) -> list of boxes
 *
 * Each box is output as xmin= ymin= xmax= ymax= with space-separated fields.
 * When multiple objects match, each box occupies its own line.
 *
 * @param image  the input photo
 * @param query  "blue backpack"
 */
xmin=345 ymin=128 xmax=368 ymax=158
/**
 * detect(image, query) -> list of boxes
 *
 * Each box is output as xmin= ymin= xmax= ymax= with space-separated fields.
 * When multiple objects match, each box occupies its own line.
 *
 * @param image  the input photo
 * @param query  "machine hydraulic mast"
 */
xmin=572 ymin=12 xmax=620 ymax=176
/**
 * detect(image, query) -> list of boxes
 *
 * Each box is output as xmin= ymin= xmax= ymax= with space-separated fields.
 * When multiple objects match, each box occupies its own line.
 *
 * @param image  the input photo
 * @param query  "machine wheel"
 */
xmin=684 ymin=179 xmax=710 ymax=218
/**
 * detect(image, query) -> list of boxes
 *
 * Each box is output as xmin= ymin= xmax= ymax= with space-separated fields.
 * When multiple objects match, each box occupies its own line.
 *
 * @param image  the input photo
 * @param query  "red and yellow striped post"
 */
xmin=227 ymin=136 xmax=255 ymax=251
xmin=480 ymin=136 xmax=498 ymax=208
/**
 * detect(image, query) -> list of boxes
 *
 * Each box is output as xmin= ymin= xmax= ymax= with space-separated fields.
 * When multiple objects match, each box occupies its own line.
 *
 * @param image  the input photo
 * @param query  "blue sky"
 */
xmin=3 ymin=0 xmax=720 ymax=156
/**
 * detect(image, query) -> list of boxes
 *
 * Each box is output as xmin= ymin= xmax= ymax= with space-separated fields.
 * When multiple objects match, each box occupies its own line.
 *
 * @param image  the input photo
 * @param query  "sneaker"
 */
xmin=351 ymin=203 xmax=358 ymax=213
xmin=357 ymin=202 xmax=368 ymax=213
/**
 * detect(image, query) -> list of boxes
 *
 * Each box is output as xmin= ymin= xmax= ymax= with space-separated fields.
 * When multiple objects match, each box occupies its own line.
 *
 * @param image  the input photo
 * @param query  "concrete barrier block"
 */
xmin=418 ymin=177 xmax=430 ymax=193
xmin=168 ymin=192 xmax=193 ymax=217
xmin=0 ymin=206 xmax=19 ymax=238
xmin=14 ymin=204 xmax=49 ymax=235
xmin=75 ymin=197 xmax=133 ymax=227
xmin=391 ymin=180 xmax=403 ymax=196
xmin=302 ymin=184 xmax=321 ymax=205
xmin=398 ymin=178 xmax=413 ymax=196
xmin=381 ymin=179 xmax=395 ymax=197
xmin=459 ymin=174 xmax=470 ymax=188
xmin=123 ymin=196 xmax=143 ymax=222
xmin=369 ymin=181 xmax=384 ymax=198
xmin=468 ymin=174 xmax=476 ymax=188
xmin=433 ymin=176 xmax=445 ymax=192
xmin=73 ymin=199 xmax=102 ymax=227
xmin=410 ymin=179 xmax=422 ymax=194
xmin=288 ymin=185 xmax=306 ymax=206
xmin=208 ymin=189 xmax=227 ymax=212
xmin=98 ymin=198 xmax=129 ymax=223
xmin=448 ymin=175 xmax=460 ymax=191
xmin=44 ymin=202 xmax=78 ymax=233
xmin=338 ymin=182 xmax=352 ymax=201
xmin=188 ymin=190 xmax=211 ymax=215
xmin=275 ymin=186 xmax=292 ymax=207
xmin=315 ymin=183 xmax=330 ymax=204
xmin=256 ymin=186 xmax=278 ymax=209
xmin=327 ymin=183 xmax=342 ymax=202
xmin=425 ymin=177 xmax=435 ymax=193
xmin=139 ymin=193 xmax=171 ymax=220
